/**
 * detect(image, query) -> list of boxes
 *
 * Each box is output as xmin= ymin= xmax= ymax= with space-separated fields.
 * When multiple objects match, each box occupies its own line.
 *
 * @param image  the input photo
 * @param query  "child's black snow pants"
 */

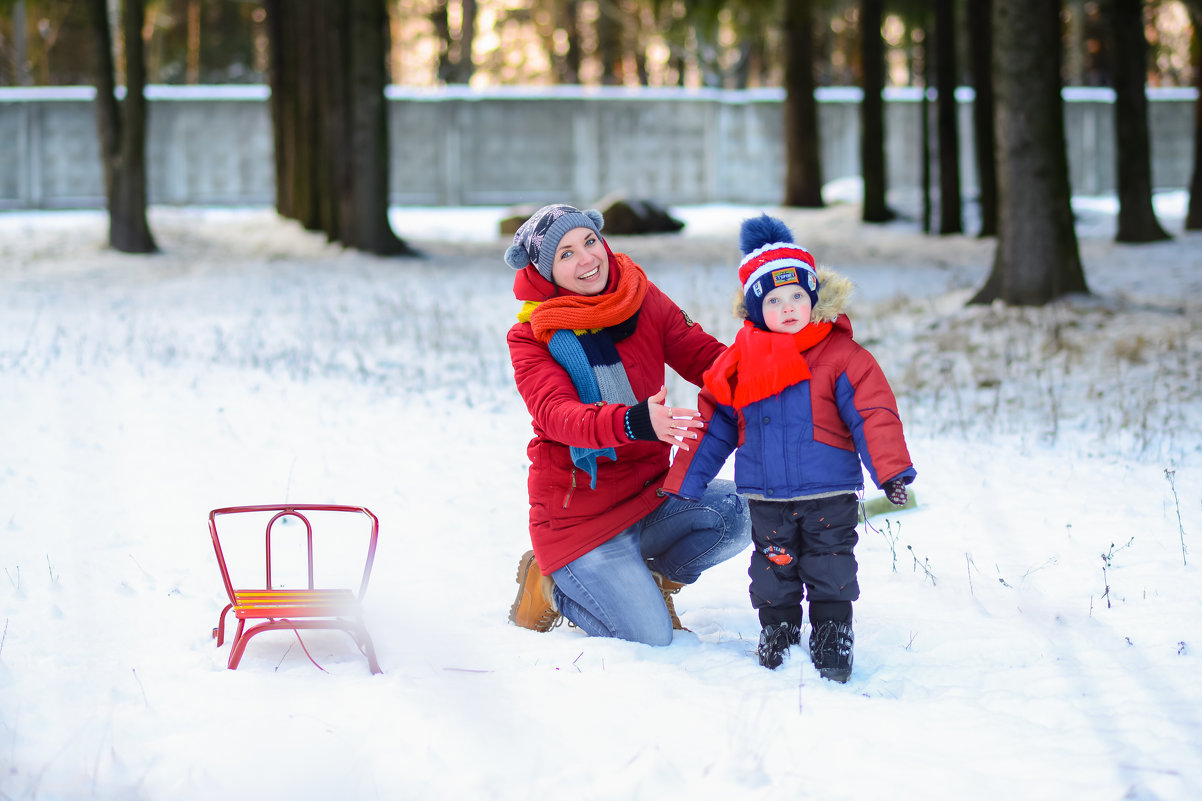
xmin=748 ymin=493 xmax=859 ymax=629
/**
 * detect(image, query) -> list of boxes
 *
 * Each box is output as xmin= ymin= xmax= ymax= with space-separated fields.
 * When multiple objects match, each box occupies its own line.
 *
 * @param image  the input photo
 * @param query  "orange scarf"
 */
xmin=528 ymin=254 xmax=649 ymax=343
xmin=704 ymin=319 xmax=834 ymax=409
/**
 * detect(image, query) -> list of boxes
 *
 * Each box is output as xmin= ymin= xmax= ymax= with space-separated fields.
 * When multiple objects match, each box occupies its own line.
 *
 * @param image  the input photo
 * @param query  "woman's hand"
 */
xmin=646 ymin=386 xmax=704 ymax=451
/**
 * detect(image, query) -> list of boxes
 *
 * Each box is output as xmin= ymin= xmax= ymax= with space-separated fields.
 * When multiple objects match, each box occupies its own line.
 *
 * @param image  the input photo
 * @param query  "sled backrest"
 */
xmin=208 ymin=504 xmax=379 ymax=604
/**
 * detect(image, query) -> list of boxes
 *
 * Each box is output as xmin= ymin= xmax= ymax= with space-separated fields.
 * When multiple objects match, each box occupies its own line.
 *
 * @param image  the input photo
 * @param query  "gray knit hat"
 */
xmin=504 ymin=204 xmax=605 ymax=283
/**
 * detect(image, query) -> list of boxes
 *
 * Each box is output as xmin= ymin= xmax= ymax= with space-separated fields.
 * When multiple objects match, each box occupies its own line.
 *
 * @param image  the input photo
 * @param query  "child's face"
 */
xmin=761 ymin=284 xmax=812 ymax=334
xmin=551 ymin=227 xmax=609 ymax=295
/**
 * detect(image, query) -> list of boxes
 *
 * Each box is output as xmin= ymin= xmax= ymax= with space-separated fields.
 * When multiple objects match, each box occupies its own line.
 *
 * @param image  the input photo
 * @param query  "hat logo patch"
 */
xmin=771 ymin=267 xmax=798 ymax=287
xmin=807 ymin=272 xmax=817 ymax=291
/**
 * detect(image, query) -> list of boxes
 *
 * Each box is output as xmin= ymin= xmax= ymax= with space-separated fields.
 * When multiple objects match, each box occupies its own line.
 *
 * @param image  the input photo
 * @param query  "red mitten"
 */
xmin=885 ymin=479 xmax=909 ymax=506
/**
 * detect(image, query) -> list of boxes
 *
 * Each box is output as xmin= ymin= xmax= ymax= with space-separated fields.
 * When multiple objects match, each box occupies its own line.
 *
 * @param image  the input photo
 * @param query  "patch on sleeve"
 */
xmin=681 ymin=309 xmax=696 ymax=327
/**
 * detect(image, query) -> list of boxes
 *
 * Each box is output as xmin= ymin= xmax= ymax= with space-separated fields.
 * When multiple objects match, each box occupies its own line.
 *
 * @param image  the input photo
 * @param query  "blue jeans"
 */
xmin=550 ymin=480 xmax=750 ymax=646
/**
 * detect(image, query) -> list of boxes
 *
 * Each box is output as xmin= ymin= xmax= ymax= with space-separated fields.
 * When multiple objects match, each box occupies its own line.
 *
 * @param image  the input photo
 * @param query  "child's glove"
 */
xmin=885 ymin=478 xmax=908 ymax=506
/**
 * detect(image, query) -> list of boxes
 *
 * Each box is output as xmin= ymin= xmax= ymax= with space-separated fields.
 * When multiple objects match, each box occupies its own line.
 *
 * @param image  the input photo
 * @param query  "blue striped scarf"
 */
xmin=547 ymin=328 xmax=637 ymax=488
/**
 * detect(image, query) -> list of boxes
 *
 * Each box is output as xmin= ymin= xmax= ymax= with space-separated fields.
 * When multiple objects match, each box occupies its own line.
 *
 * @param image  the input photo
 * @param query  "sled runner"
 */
xmin=208 ymin=504 xmax=382 ymax=674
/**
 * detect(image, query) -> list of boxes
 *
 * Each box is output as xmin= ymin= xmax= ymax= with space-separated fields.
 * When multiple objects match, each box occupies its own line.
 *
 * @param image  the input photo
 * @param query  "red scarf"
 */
xmin=528 ymin=254 xmax=649 ymax=344
xmin=704 ymin=319 xmax=834 ymax=409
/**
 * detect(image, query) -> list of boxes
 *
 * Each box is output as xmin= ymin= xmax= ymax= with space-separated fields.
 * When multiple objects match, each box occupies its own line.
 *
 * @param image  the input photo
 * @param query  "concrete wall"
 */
xmin=0 ymin=85 xmax=275 ymax=209
xmin=0 ymin=84 xmax=1195 ymax=210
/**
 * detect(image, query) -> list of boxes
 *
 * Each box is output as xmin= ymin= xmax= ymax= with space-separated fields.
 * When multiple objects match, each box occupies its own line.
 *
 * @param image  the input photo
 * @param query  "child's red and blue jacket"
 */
xmin=664 ymin=275 xmax=915 ymax=502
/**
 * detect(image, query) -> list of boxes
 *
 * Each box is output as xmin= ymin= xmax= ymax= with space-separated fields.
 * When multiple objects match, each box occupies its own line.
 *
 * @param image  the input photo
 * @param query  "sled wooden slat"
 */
xmin=209 ymin=504 xmax=382 ymax=674
xmin=232 ymin=588 xmax=358 ymax=618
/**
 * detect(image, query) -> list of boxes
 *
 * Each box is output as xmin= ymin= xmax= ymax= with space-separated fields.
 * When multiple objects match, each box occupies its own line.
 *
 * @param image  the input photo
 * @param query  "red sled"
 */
xmin=209 ymin=504 xmax=382 ymax=674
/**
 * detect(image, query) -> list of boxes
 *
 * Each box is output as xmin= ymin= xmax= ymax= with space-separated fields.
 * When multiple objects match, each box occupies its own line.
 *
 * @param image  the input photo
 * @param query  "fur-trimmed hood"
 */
xmin=732 ymin=266 xmax=853 ymax=324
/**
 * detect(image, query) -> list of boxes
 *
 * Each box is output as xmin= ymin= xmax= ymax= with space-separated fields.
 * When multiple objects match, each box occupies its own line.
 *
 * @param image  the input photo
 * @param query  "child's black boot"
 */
xmin=756 ymin=621 xmax=800 ymax=670
xmin=808 ymin=601 xmax=854 ymax=683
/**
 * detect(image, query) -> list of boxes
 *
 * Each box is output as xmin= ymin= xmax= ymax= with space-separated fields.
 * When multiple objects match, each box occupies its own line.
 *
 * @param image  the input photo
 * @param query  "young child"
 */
xmin=663 ymin=214 xmax=915 ymax=681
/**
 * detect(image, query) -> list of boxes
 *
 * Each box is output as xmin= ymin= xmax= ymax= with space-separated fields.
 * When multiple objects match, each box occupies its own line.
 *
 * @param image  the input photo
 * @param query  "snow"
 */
xmin=1 ymin=191 xmax=1200 ymax=801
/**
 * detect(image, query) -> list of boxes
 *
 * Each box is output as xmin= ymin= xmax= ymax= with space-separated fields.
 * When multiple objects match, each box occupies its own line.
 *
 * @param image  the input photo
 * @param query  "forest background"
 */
xmin=1 ymin=0 xmax=1198 ymax=91
xmin=1 ymin=1 xmax=1200 ymax=300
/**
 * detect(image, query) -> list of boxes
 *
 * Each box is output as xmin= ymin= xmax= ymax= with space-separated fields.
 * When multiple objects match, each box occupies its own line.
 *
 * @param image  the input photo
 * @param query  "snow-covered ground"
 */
xmin=1 ymin=190 xmax=1200 ymax=800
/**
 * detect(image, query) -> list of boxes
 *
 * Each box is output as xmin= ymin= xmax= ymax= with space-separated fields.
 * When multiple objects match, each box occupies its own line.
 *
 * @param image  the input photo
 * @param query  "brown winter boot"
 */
xmin=652 ymin=571 xmax=690 ymax=632
xmin=508 ymin=550 xmax=561 ymax=632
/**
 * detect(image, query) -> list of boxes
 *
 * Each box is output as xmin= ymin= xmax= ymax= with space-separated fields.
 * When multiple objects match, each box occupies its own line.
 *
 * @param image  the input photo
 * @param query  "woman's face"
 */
xmin=550 ymin=227 xmax=608 ymax=295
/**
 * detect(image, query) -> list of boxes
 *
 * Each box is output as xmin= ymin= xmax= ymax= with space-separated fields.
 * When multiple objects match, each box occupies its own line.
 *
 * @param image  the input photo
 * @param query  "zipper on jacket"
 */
xmin=563 ymin=467 xmax=577 ymax=508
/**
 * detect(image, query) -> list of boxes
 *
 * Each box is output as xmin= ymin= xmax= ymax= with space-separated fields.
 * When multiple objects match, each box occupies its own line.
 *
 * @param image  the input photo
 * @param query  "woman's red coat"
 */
xmin=507 ymin=252 xmax=726 ymax=574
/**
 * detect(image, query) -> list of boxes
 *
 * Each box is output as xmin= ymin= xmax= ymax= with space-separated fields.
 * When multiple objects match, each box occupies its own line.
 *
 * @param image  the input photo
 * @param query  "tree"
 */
xmin=265 ymin=0 xmax=415 ymax=255
xmin=10 ymin=0 xmax=32 ymax=85
xmin=87 ymin=0 xmax=157 ymax=253
xmin=970 ymin=0 xmax=1087 ymax=306
xmin=1188 ymin=0 xmax=1202 ymax=230
xmin=1106 ymin=0 xmax=1170 ymax=242
xmin=430 ymin=0 xmax=477 ymax=85
xmin=859 ymin=0 xmax=893 ymax=223
xmin=916 ymin=9 xmax=933 ymax=233
xmin=553 ymin=0 xmax=582 ymax=84
xmin=597 ymin=0 xmax=625 ymax=85
xmin=522 ymin=0 xmax=582 ymax=84
xmin=934 ymin=0 xmax=961 ymax=234
xmin=782 ymin=0 xmax=823 ymax=207
xmin=966 ymin=0 xmax=997 ymax=237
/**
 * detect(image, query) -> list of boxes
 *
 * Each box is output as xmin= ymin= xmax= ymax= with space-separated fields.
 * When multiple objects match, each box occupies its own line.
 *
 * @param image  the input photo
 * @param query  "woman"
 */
xmin=504 ymin=203 xmax=750 ymax=646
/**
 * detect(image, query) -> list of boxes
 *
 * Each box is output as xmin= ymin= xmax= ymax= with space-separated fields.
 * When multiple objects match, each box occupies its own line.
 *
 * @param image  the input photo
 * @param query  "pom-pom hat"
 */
xmin=505 ymin=204 xmax=606 ymax=284
xmin=737 ymin=214 xmax=819 ymax=330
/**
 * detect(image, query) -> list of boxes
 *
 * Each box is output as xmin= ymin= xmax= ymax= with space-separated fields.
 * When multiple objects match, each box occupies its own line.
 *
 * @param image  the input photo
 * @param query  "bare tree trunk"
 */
xmin=186 ymin=0 xmax=201 ymax=84
xmin=322 ymin=0 xmax=349 ymax=244
xmin=921 ymin=86 xmax=932 ymax=233
xmin=782 ymin=0 xmax=823 ymax=207
xmin=554 ymin=0 xmax=581 ymax=84
xmin=632 ymin=3 xmax=650 ymax=86
xmin=919 ymin=17 xmax=932 ymax=233
xmin=597 ymin=0 xmax=624 ymax=85
xmin=860 ymin=0 xmax=892 ymax=223
xmin=430 ymin=0 xmax=454 ymax=84
xmin=89 ymin=0 xmax=157 ymax=254
xmin=14 ymin=1 xmax=32 ymax=86
xmin=457 ymin=0 xmax=477 ymax=84
xmin=1065 ymin=0 xmax=1088 ymax=85
xmin=266 ymin=0 xmax=413 ymax=255
xmin=967 ymin=0 xmax=997 ymax=237
xmin=347 ymin=0 xmax=410 ymax=253
xmin=305 ymin=1 xmax=332 ymax=233
xmin=1107 ymin=0 xmax=1170 ymax=242
xmin=1188 ymin=3 xmax=1202 ymax=230
xmin=935 ymin=0 xmax=962 ymax=234
xmin=970 ymin=0 xmax=1087 ymax=306
xmin=266 ymin=0 xmax=292 ymax=218
xmin=430 ymin=0 xmax=475 ymax=84
xmin=266 ymin=0 xmax=320 ymax=229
